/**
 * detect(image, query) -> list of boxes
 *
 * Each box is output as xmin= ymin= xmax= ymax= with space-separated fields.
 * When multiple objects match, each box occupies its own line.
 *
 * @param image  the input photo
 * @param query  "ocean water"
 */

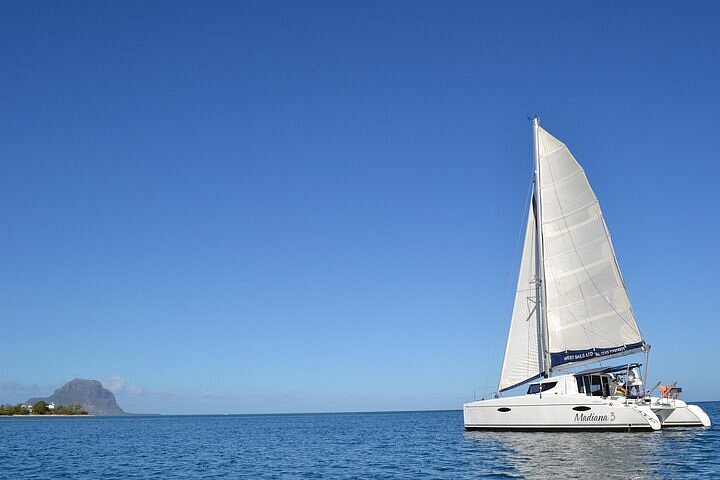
xmin=1 ymin=403 xmax=718 ymax=479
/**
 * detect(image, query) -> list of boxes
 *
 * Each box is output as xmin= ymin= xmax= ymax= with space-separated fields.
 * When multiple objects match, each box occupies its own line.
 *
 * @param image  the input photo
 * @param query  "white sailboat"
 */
xmin=463 ymin=117 xmax=711 ymax=431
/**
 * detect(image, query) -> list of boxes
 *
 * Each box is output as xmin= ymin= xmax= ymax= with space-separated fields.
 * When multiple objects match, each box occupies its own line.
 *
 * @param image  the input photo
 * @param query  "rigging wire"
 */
xmin=480 ymin=173 xmax=534 ymax=398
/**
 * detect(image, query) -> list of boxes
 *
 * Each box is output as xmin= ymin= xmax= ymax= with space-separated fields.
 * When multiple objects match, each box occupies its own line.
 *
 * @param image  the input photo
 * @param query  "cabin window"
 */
xmin=527 ymin=381 xmax=557 ymax=394
xmin=576 ymin=375 xmax=611 ymax=397
xmin=580 ymin=375 xmax=612 ymax=397
xmin=590 ymin=376 xmax=604 ymax=396
xmin=601 ymin=376 xmax=610 ymax=397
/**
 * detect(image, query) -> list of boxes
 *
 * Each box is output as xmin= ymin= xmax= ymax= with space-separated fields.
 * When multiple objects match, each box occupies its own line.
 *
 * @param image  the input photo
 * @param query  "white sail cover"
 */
xmin=498 ymin=202 xmax=542 ymax=391
xmin=537 ymin=127 xmax=644 ymax=370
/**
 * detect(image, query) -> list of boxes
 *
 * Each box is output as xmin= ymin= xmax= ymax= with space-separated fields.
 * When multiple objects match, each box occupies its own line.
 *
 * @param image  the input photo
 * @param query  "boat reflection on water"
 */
xmin=462 ymin=420 xmax=717 ymax=479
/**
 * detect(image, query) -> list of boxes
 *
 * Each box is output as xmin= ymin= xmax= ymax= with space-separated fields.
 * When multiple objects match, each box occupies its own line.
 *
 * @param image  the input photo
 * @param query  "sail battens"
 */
xmin=538 ymin=126 xmax=643 ymax=368
xmin=542 ymin=236 xmax=608 ymax=262
xmin=540 ymin=168 xmax=586 ymax=189
xmin=498 ymin=124 xmax=644 ymax=391
xmin=546 ymin=285 xmax=626 ymax=313
xmin=537 ymin=144 xmax=566 ymax=158
xmin=548 ymin=309 xmax=630 ymax=336
xmin=540 ymin=200 xmax=599 ymax=224
xmin=542 ymin=210 xmax=600 ymax=239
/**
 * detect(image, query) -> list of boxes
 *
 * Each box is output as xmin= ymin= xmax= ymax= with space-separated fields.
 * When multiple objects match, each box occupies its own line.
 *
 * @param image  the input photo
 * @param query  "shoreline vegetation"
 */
xmin=0 ymin=401 xmax=88 ymax=416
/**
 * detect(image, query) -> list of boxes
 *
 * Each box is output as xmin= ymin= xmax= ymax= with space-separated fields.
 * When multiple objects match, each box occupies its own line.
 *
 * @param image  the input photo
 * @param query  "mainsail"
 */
xmin=499 ymin=122 xmax=644 ymax=392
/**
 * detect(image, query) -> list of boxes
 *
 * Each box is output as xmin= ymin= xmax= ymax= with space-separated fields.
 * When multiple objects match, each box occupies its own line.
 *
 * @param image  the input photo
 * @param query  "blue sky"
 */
xmin=1 ymin=1 xmax=719 ymax=414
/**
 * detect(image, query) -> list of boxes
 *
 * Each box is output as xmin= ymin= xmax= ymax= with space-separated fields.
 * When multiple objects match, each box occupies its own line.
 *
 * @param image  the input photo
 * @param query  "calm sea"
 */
xmin=1 ymin=403 xmax=718 ymax=479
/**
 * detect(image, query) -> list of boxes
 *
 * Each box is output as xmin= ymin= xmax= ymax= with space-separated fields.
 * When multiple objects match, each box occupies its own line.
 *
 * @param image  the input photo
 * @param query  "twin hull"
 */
xmin=651 ymin=400 xmax=711 ymax=428
xmin=464 ymin=395 xmax=711 ymax=431
xmin=464 ymin=395 xmax=673 ymax=431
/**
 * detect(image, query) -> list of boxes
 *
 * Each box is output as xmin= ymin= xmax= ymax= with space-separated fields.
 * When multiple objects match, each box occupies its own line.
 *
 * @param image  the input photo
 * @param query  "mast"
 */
xmin=532 ymin=116 xmax=551 ymax=377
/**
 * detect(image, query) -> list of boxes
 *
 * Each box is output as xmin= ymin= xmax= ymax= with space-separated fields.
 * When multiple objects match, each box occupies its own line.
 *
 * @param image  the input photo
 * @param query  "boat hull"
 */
xmin=464 ymin=396 xmax=661 ymax=431
xmin=650 ymin=399 xmax=711 ymax=427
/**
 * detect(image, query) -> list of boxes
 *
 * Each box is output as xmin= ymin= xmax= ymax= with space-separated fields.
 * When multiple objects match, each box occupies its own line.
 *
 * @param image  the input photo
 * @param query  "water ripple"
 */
xmin=0 ymin=403 xmax=717 ymax=479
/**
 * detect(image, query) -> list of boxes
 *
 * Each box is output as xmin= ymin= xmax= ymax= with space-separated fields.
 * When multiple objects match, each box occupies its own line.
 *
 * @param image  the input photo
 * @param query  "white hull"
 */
xmin=464 ymin=395 xmax=661 ymax=431
xmin=649 ymin=398 xmax=712 ymax=428
xmin=464 ymin=396 xmax=711 ymax=431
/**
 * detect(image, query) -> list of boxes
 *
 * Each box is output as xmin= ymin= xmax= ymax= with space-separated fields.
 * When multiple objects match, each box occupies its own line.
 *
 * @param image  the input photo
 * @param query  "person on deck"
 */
xmin=627 ymin=367 xmax=643 ymax=397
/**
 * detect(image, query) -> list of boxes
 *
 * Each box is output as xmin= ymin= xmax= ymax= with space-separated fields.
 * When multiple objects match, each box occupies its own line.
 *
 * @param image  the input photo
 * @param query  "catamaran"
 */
xmin=463 ymin=118 xmax=710 ymax=431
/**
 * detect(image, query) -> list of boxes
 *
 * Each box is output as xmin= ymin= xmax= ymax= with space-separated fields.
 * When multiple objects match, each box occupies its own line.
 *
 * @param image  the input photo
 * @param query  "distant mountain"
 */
xmin=28 ymin=379 xmax=126 ymax=415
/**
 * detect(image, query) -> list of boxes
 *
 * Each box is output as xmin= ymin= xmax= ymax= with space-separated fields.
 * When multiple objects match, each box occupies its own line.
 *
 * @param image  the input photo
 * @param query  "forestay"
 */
xmin=498 ymin=202 xmax=542 ymax=391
